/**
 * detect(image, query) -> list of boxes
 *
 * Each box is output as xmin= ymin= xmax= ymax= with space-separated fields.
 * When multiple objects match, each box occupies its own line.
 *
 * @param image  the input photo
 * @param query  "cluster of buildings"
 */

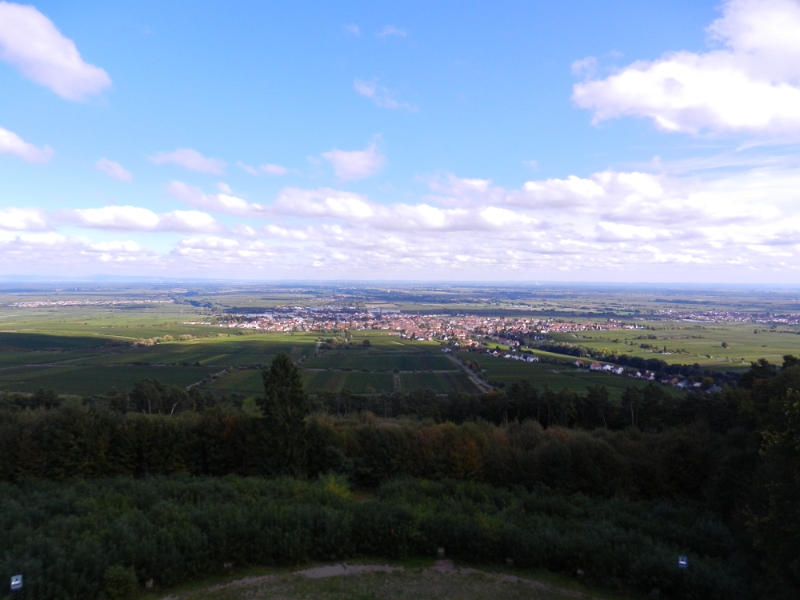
xmin=211 ymin=307 xmax=643 ymax=342
xmin=8 ymin=299 xmax=174 ymax=308
xmin=655 ymin=309 xmax=800 ymax=325
xmin=573 ymin=359 xmax=721 ymax=392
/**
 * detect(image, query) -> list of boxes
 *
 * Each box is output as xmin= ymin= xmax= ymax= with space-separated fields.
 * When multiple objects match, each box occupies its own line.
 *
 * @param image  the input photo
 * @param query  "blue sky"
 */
xmin=2 ymin=0 xmax=800 ymax=282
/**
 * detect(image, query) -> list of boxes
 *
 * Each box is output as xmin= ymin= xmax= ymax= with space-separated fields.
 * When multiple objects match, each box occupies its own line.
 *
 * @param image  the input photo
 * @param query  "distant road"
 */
xmin=445 ymin=353 xmax=493 ymax=393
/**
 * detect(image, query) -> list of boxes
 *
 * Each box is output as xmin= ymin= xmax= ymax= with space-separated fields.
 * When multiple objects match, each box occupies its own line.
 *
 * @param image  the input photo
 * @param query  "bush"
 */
xmin=104 ymin=565 xmax=137 ymax=599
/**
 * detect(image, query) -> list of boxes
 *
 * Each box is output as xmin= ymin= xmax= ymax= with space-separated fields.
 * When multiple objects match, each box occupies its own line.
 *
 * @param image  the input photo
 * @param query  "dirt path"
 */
xmin=157 ymin=560 xmax=606 ymax=600
xmin=187 ymin=368 xmax=228 ymax=390
xmin=445 ymin=353 xmax=494 ymax=393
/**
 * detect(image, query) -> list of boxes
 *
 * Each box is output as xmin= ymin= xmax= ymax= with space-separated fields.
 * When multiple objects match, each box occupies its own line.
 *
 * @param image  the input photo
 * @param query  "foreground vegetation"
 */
xmin=1 ymin=284 xmax=799 ymax=599
xmin=1 ymin=354 xmax=798 ymax=598
xmin=0 ymin=476 xmax=744 ymax=600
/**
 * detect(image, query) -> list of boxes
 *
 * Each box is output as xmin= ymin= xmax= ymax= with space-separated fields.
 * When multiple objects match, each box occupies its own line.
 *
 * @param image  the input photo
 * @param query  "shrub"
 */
xmin=104 ymin=565 xmax=137 ymax=599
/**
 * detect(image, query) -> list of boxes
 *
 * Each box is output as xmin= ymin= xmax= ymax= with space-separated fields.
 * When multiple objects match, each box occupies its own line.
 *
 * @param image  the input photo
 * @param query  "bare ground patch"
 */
xmin=154 ymin=560 xmax=613 ymax=600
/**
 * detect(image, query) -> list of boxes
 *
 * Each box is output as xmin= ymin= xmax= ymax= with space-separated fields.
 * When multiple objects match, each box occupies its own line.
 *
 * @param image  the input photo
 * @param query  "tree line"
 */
xmin=0 ymin=353 xmax=798 ymax=598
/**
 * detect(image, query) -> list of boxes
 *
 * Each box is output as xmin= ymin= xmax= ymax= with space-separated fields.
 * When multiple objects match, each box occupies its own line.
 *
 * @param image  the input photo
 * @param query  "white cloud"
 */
xmin=354 ymin=79 xmax=417 ymax=111
xmin=237 ymin=161 xmax=288 ymax=176
xmin=0 ymin=126 xmax=53 ymax=163
xmin=343 ymin=23 xmax=360 ymax=36
xmin=571 ymin=56 xmax=597 ymax=79
xmin=265 ymin=224 xmax=310 ymax=240
xmin=88 ymin=240 xmax=141 ymax=253
xmin=0 ymin=232 xmax=159 ymax=273
xmin=321 ymin=142 xmax=386 ymax=180
xmin=236 ymin=161 xmax=259 ymax=175
xmin=232 ymin=224 xmax=257 ymax=236
xmin=262 ymin=163 xmax=288 ymax=175
xmin=0 ymin=208 xmax=48 ymax=230
xmin=151 ymin=148 xmax=226 ymax=174
xmin=95 ymin=158 xmax=132 ymax=182
xmin=82 ymin=239 xmax=156 ymax=264
xmin=159 ymin=210 xmax=220 ymax=232
xmin=60 ymin=205 xmax=221 ymax=232
xmin=167 ymin=180 xmax=264 ymax=216
xmin=520 ymin=175 xmax=606 ymax=206
xmin=270 ymin=187 xmax=539 ymax=232
xmin=480 ymin=206 xmax=536 ymax=227
xmin=573 ymin=0 xmax=800 ymax=136
xmin=0 ymin=1 xmax=111 ymax=101
xmin=376 ymin=26 xmax=406 ymax=38
xmin=272 ymin=188 xmax=374 ymax=219
xmin=178 ymin=236 xmax=239 ymax=250
xmin=69 ymin=206 xmax=160 ymax=230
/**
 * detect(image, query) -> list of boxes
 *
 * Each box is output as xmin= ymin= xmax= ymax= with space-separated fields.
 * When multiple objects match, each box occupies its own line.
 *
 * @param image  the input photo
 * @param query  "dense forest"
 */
xmin=0 ymin=354 xmax=798 ymax=599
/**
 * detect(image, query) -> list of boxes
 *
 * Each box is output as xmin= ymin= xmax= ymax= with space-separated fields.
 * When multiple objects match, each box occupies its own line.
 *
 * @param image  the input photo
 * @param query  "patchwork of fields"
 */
xmin=399 ymin=371 xmax=479 ymax=393
xmin=0 ymin=364 xmax=218 ymax=395
xmin=0 ymin=328 xmax=319 ymax=395
xmin=2 ymin=297 xmax=796 ymax=399
xmin=302 ymin=354 xmax=454 ymax=371
xmin=548 ymin=322 xmax=800 ymax=371
xmin=0 ymin=327 xmax=483 ymax=396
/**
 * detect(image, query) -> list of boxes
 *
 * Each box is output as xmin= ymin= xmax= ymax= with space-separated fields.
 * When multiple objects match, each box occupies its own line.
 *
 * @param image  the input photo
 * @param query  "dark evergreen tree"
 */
xmin=259 ymin=352 xmax=310 ymax=476
xmin=749 ymin=365 xmax=800 ymax=598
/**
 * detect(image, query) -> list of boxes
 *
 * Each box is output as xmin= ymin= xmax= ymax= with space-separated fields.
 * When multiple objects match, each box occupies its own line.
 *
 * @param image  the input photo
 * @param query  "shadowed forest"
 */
xmin=0 ymin=353 xmax=798 ymax=599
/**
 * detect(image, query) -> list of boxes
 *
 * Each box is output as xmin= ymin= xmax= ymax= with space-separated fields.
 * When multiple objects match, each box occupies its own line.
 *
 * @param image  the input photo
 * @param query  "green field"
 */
xmin=474 ymin=354 xmax=677 ymax=400
xmin=0 ymin=364 xmax=217 ymax=395
xmin=399 ymin=371 xmax=480 ymax=394
xmin=206 ymin=368 xmax=397 ymax=395
xmin=549 ymin=321 xmax=800 ymax=372
xmin=0 ymin=328 xmax=479 ymax=395
xmin=302 ymin=354 xmax=456 ymax=371
xmin=0 ymin=327 xmax=326 ymax=395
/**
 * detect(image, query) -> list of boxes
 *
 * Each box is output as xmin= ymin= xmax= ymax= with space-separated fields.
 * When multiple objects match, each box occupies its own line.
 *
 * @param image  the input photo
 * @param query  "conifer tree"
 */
xmin=259 ymin=352 xmax=310 ymax=476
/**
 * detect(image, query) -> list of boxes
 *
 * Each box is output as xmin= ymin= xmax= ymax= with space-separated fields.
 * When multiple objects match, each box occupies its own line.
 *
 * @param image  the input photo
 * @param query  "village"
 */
xmin=208 ymin=307 xmax=641 ymax=341
xmin=199 ymin=309 xmax=728 ymax=392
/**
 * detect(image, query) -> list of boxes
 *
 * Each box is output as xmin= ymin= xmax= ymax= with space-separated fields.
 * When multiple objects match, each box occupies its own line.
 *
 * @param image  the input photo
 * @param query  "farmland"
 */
xmin=473 ymin=354 xmax=679 ymax=400
xmin=1 ymin=282 xmax=798 ymax=600
xmin=302 ymin=354 xmax=455 ymax=371
xmin=0 ymin=364 xmax=218 ymax=395
xmin=0 ymin=282 xmax=799 ymax=399
xmin=399 ymin=371 xmax=480 ymax=394
xmin=548 ymin=321 xmax=800 ymax=371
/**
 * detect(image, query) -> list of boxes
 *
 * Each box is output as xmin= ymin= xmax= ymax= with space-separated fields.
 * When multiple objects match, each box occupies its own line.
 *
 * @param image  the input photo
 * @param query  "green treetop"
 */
xmin=258 ymin=352 xmax=310 ymax=476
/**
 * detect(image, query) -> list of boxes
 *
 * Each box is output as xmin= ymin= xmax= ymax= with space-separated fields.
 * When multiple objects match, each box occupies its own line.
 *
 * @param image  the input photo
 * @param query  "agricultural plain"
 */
xmin=1 ymin=282 xmax=799 ymax=399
